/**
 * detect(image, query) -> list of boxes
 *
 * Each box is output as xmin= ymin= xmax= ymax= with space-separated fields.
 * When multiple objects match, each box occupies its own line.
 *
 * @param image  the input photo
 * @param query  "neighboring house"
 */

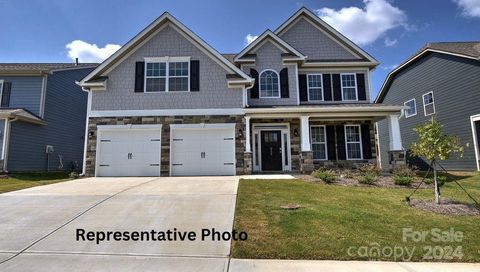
xmin=376 ymin=42 xmax=480 ymax=171
xmin=0 ymin=63 xmax=96 ymax=172
xmin=79 ymin=8 xmax=403 ymax=177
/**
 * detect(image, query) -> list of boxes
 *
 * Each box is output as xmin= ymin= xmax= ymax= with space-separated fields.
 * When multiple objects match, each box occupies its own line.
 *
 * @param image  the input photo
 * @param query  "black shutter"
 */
xmin=361 ymin=124 xmax=372 ymax=159
xmin=1 ymin=82 xmax=11 ymax=107
xmin=190 ymin=60 xmax=200 ymax=92
xmin=134 ymin=62 xmax=145 ymax=92
xmin=250 ymin=69 xmax=259 ymax=99
xmin=323 ymin=74 xmax=332 ymax=101
xmin=326 ymin=125 xmax=336 ymax=160
xmin=280 ymin=68 xmax=289 ymax=98
xmin=357 ymin=73 xmax=366 ymax=101
xmin=332 ymin=74 xmax=342 ymax=101
xmin=299 ymin=74 xmax=308 ymax=102
xmin=336 ymin=125 xmax=346 ymax=160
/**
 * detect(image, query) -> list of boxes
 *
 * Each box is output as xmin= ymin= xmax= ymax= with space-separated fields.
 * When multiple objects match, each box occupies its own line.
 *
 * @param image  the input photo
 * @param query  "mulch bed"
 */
xmin=409 ymin=199 xmax=480 ymax=216
xmin=295 ymin=174 xmax=433 ymax=189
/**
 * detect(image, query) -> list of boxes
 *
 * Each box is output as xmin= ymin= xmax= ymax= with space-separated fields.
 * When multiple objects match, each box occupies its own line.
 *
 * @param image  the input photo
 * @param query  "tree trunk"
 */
xmin=433 ymin=161 xmax=440 ymax=204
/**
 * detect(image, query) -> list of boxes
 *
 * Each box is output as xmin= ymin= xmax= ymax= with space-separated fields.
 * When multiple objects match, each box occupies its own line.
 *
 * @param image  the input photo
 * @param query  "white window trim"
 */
xmin=307 ymin=74 xmax=324 ymax=101
xmin=404 ymin=98 xmax=417 ymax=118
xmin=259 ymin=69 xmax=281 ymax=99
xmin=144 ymin=56 xmax=191 ymax=93
xmin=344 ymin=124 xmax=363 ymax=160
xmin=310 ymin=125 xmax=328 ymax=160
xmin=422 ymin=91 xmax=435 ymax=116
xmin=340 ymin=73 xmax=358 ymax=101
xmin=0 ymin=80 xmax=4 ymax=106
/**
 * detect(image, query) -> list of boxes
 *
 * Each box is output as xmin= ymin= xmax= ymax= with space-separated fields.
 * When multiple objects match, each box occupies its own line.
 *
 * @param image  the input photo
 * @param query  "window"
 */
xmin=423 ymin=92 xmax=435 ymax=116
xmin=310 ymin=126 xmax=327 ymax=160
xmin=345 ymin=125 xmax=362 ymax=160
xmin=307 ymin=74 xmax=323 ymax=101
xmin=404 ymin=98 xmax=417 ymax=118
xmin=0 ymin=80 xmax=4 ymax=107
xmin=341 ymin=73 xmax=357 ymax=101
xmin=259 ymin=70 xmax=280 ymax=98
xmin=145 ymin=58 xmax=189 ymax=92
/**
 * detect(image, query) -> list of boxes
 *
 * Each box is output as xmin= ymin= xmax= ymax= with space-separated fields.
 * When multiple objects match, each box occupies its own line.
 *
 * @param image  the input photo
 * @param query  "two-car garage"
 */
xmin=95 ymin=124 xmax=236 ymax=177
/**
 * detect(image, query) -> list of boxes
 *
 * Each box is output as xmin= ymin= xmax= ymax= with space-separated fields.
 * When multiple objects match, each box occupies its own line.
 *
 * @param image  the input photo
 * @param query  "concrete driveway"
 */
xmin=0 ymin=176 xmax=239 ymax=272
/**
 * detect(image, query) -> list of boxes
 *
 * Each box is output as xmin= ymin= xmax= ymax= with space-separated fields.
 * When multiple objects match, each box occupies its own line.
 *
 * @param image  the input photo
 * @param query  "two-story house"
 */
xmin=376 ymin=42 xmax=480 ymax=171
xmin=0 ymin=63 xmax=95 ymax=172
xmin=79 ymin=8 xmax=404 ymax=177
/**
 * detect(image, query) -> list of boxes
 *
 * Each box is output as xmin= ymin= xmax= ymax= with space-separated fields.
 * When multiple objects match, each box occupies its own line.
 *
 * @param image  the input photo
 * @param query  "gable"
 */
xmin=279 ymin=17 xmax=360 ymax=61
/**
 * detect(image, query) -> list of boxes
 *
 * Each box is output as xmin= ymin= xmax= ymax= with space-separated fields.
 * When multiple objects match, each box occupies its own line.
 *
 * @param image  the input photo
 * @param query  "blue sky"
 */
xmin=1 ymin=0 xmax=479 ymax=98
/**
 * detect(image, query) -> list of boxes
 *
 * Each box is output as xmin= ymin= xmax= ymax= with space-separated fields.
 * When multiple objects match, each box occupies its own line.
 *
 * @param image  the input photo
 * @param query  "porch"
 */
xmin=243 ymin=105 xmax=404 ymax=174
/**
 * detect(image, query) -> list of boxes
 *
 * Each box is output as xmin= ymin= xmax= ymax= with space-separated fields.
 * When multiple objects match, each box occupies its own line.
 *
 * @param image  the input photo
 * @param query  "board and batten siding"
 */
xmin=378 ymin=52 xmax=480 ymax=170
xmin=91 ymin=25 xmax=243 ymax=111
xmin=0 ymin=76 xmax=43 ymax=115
xmin=7 ymin=68 xmax=91 ymax=172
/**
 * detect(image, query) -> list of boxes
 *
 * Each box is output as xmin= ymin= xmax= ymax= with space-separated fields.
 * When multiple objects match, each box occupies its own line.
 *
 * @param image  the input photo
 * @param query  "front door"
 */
xmin=261 ymin=130 xmax=282 ymax=171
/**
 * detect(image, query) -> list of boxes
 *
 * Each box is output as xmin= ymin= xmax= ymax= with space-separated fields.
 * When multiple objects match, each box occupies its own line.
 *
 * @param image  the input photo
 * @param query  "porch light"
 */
xmin=293 ymin=128 xmax=299 ymax=137
xmin=238 ymin=128 xmax=243 ymax=138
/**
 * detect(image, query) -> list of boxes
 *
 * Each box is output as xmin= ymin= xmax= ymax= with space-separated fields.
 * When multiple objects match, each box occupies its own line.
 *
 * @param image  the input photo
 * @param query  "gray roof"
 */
xmin=422 ymin=42 xmax=480 ymax=58
xmin=0 ymin=63 xmax=98 ymax=73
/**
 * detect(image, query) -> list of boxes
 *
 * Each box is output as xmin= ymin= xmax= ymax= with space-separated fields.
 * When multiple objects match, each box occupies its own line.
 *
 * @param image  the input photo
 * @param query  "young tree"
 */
xmin=410 ymin=118 xmax=463 ymax=204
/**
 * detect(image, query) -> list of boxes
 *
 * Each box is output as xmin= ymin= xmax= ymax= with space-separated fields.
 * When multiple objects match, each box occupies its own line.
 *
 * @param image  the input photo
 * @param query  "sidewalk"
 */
xmin=229 ymin=259 xmax=480 ymax=272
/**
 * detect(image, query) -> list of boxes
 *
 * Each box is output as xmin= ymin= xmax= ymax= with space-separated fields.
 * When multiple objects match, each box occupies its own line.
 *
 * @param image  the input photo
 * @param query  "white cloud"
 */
xmin=66 ymin=40 xmax=121 ymax=63
xmin=384 ymin=37 xmax=398 ymax=47
xmin=316 ymin=0 xmax=407 ymax=45
xmin=382 ymin=64 xmax=399 ymax=70
xmin=453 ymin=0 xmax=480 ymax=17
xmin=244 ymin=34 xmax=258 ymax=46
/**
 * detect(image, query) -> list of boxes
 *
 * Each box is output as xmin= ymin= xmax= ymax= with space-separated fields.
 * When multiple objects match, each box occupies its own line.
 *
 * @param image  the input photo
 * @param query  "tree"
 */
xmin=410 ymin=118 xmax=464 ymax=204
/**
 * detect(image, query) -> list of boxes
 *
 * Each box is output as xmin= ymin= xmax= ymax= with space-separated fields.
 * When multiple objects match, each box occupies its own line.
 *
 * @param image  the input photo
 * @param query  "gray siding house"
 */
xmin=0 ymin=64 xmax=96 ymax=172
xmin=376 ymin=42 xmax=480 ymax=171
xmin=79 ymin=8 xmax=404 ymax=177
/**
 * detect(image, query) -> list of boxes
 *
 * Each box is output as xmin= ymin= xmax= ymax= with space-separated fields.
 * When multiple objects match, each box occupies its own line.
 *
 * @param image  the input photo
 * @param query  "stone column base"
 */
xmin=388 ymin=150 xmax=406 ymax=171
xmin=243 ymin=152 xmax=252 ymax=175
xmin=300 ymin=151 xmax=314 ymax=174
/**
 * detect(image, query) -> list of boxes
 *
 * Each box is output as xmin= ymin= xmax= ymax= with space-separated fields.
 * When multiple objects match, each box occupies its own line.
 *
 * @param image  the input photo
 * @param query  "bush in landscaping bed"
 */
xmin=313 ymin=168 xmax=336 ymax=183
xmin=394 ymin=175 xmax=413 ymax=186
xmin=393 ymin=165 xmax=416 ymax=186
xmin=357 ymin=173 xmax=378 ymax=185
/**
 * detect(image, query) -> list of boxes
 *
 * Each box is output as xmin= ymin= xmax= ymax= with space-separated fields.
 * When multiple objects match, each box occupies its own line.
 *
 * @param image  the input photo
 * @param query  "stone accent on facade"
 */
xmin=243 ymin=152 xmax=252 ymax=175
xmin=85 ymin=115 xmax=245 ymax=177
xmin=388 ymin=150 xmax=406 ymax=171
xmin=299 ymin=151 xmax=314 ymax=174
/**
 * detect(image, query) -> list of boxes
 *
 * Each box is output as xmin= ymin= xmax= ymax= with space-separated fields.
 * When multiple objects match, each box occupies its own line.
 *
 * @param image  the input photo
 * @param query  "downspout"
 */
xmin=3 ymin=116 xmax=19 ymax=172
xmin=81 ymin=88 xmax=92 ymax=176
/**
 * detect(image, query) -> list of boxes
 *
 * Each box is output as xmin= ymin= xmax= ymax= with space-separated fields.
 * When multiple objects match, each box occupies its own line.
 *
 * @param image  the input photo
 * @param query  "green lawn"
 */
xmin=0 ymin=172 xmax=72 ymax=194
xmin=232 ymin=173 xmax=480 ymax=262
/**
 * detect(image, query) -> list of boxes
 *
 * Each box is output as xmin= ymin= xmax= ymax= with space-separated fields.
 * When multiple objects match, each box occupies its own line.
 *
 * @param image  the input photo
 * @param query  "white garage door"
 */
xmin=96 ymin=126 xmax=161 ymax=177
xmin=170 ymin=126 xmax=235 ymax=176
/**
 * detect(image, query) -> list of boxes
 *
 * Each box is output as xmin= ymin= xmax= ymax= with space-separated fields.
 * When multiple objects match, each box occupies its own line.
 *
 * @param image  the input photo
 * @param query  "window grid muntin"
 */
xmin=145 ymin=61 xmax=189 ymax=93
xmin=345 ymin=125 xmax=362 ymax=160
xmin=422 ymin=92 xmax=435 ymax=116
xmin=310 ymin=126 xmax=327 ymax=160
xmin=259 ymin=70 xmax=280 ymax=98
xmin=341 ymin=73 xmax=357 ymax=101
xmin=307 ymin=74 xmax=323 ymax=101
xmin=404 ymin=98 xmax=417 ymax=118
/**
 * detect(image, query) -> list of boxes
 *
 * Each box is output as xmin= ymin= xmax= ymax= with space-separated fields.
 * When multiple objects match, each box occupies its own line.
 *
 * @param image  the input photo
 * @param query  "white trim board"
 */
xmin=470 ymin=114 xmax=480 ymax=171
xmin=89 ymin=108 xmax=244 ymax=117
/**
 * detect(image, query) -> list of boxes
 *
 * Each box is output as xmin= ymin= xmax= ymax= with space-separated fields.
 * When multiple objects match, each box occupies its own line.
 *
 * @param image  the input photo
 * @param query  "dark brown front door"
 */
xmin=261 ymin=130 xmax=282 ymax=171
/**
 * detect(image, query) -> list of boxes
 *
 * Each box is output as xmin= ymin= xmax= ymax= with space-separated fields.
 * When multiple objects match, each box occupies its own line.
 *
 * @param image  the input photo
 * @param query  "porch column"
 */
xmin=388 ymin=114 xmax=403 ymax=150
xmin=245 ymin=116 xmax=251 ymax=152
xmin=300 ymin=116 xmax=311 ymax=151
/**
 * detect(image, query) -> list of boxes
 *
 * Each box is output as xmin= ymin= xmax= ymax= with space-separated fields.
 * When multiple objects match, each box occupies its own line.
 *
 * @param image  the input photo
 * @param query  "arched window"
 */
xmin=259 ymin=69 xmax=280 ymax=98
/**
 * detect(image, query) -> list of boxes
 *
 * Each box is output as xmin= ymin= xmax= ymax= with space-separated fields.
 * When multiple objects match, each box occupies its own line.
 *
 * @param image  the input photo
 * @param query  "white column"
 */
xmin=300 ymin=116 xmax=311 ymax=152
xmin=388 ymin=114 xmax=403 ymax=151
xmin=245 ymin=116 xmax=251 ymax=152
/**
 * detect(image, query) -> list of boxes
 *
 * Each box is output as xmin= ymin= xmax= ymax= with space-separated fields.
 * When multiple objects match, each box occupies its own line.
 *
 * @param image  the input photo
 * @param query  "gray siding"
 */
xmin=7 ymin=68 xmax=91 ymax=172
xmin=278 ymin=18 xmax=360 ymax=60
xmin=91 ymin=25 xmax=243 ymax=111
xmin=243 ymin=41 xmax=298 ymax=106
xmin=0 ymin=76 xmax=43 ymax=115
xmin=378 ymin=53 xmax=480 ymax=170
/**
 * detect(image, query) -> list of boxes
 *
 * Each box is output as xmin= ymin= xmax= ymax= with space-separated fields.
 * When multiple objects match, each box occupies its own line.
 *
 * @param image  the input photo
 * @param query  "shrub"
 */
xmin=394 ymin=175 xmax=413 ymax=186
xmin=340 ymin=169 xmax=355 ymax=179
xmin=359 ymin=163 xmax=380 ymax=176
xmin=69 ymin=171 xmax=80 ymax=179
xmin=392 ymin=165 xmax=416 ymax=178
xmin=313 ymin=168 xmax=336 ymax=183
xmin=422 ymin=175 xmax=447 ymax=186
xmin=357 ymin=173 xmax=378 ymax=185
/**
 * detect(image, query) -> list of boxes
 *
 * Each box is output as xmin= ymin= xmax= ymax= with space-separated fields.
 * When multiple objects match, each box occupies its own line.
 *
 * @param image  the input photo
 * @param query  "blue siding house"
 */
xmin=0 ymin=63 xmax=96 ymax=172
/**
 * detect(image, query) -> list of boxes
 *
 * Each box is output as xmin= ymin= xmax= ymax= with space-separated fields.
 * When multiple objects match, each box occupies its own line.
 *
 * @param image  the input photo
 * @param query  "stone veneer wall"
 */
xmin=85 ymin=115 xmax=246 ymax=177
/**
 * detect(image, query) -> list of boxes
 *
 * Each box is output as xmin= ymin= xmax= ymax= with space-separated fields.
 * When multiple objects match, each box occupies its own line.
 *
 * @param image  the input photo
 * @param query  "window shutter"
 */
xmin=134 ymin=62 xmax=145 ymax=92
xmin=323 ymin=74 xmax=332 ymax=101
xmin=280 ymin=68 xmax=289 ymax=98
xmin=250 ymin=69 xmax=259 ymax=99
xmin=1 ymin=82 xmax=12 ymax=107
xmin=336 ymin=125 xmax=346 ymax=160
xmin=357 ymin=73 xmax=367 ymax=101
xmin=332 ymin=74 xmax=342 ymax=101
xmin=361 ymin=124 xmax=372 ymax=159
xmin=299 ymin=74 xmax=308 ymax=101
xmin=326 ymin=125 xmax=336 ymax=160
xmin=190 ymin=60 xmax=200 ymax=92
